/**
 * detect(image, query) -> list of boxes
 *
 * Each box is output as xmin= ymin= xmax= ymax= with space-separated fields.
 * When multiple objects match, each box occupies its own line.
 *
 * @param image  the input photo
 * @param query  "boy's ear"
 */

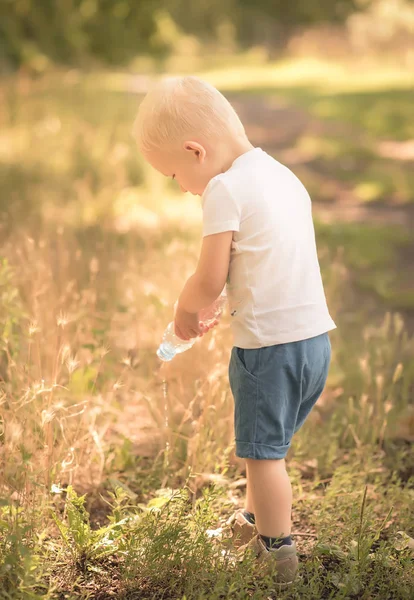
xmin=184 ymin=141 xmax=206 ymax=162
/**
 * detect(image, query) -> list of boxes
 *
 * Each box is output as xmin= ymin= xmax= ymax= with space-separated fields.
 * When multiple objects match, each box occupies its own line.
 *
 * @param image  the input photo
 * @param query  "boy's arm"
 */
xmin=177 ymin=231 xmax=233 ymax=314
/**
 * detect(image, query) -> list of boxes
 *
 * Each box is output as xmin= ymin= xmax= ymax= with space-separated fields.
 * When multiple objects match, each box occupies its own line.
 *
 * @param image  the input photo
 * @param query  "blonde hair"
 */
xmin=132 ymin=76 xmax=246 ymax=152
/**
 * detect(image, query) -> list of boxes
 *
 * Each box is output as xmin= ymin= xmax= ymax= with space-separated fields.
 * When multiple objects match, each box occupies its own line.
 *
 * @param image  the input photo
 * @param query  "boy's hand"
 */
xmin=173 ymin=301 xmax=220 ymax=341
xmin=174 ymin=303 xmax=201 ymax=341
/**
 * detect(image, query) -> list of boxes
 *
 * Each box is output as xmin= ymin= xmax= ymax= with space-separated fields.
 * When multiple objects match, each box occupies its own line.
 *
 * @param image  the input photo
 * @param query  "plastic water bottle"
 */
xmin=157 ymin=291 xmax=227 ymax=362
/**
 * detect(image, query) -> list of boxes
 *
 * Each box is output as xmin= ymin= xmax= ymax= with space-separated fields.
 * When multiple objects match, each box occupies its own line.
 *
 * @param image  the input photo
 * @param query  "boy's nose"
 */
xmin=179 ymin=184 xmax=187 ymax=193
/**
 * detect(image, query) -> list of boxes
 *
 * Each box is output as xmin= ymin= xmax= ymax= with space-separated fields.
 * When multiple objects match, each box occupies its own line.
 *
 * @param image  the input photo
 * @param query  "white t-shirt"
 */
xmin=201 ymin=147 xmax=336 ymax=349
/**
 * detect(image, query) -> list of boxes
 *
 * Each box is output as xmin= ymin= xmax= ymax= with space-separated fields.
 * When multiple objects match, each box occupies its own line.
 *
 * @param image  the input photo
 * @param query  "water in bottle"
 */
xmin=157 ymin=292 xmax=227 ymax=361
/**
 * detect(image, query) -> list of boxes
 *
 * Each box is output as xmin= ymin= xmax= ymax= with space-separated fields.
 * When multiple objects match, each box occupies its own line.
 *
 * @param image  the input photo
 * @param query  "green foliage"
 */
xmin=0 ymin=0 xmax=368 ymax=70
xmin=0 ymin=0 xmax=165 ymax=69
xmin=0 ymin=501 xmax=46 ymax=598
xmin=69 ymin=365 xmax=98 ymax=394
xmin=2 ymin=471 xmax=413 ymax=598
xmin=50 ymin=484 xmax=129 ymax=566
xmin=240 ymin=0 xmax=361 ymax=25
xmin=235 ymin=0 xmax=361 ymax=51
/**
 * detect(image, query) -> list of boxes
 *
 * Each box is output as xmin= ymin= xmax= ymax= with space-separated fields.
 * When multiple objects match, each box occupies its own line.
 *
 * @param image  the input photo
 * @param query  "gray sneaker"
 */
xmin=226 ymin=509 xmax=258 ymax=548
xmin=237 ymin=533 xmax=298 ymax=585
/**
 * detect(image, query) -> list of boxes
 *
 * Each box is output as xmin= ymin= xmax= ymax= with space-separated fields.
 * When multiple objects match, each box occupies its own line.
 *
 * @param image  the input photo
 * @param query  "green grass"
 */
xmin=315 ymin=221 xmax=414 ymax=312
xmin=0 ymin=61 xmax=413 ymax=598
xmin=1 ymin=450 xmax=413 ymax=598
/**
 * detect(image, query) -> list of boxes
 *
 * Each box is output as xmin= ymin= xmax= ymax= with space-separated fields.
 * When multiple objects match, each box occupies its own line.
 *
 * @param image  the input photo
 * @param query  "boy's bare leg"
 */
xmin=245 ymin=457 xmax=292 ymax=538
xmin=245 ymin=460 xmax=255 ymax=514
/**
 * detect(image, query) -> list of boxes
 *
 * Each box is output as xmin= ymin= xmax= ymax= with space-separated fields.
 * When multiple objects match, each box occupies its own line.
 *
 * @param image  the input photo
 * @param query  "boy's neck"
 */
xmin=219 ymin=138 xmax=255 ymax=175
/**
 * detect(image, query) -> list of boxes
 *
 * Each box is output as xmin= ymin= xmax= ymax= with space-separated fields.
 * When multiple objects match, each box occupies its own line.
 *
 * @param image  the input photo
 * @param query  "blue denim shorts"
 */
xmin=229 ymin=333 xmax=331 ymax=460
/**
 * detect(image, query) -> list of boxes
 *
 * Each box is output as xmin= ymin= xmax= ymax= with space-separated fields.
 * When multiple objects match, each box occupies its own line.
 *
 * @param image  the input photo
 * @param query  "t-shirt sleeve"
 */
xmin=202 ymin=179 xmax=241 ymax=237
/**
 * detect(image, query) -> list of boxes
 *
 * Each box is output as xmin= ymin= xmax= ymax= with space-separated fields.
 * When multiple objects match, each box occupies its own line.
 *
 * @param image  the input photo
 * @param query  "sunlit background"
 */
xmin=0 ymin=1 xmax=413 ymax=597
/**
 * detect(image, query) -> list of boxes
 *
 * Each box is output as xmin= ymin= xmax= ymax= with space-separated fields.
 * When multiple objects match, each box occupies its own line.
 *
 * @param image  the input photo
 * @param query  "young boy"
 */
xmin=133 ymin=76 xmax=336 ymax=584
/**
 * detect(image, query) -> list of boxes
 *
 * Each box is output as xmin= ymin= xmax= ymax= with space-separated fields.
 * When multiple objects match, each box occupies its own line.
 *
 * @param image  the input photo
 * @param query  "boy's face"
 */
xmin=144 ymin=143 xmax=214 ymax=196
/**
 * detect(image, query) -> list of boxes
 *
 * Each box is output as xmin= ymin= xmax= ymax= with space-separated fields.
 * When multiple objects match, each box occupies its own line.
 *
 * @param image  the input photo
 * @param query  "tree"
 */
xmin=236 ymin=0 xmax=364 ymax=52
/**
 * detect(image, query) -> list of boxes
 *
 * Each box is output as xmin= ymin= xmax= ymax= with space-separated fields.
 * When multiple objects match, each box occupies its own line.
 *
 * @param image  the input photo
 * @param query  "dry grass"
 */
xmin=0 ymin=64 xmax=413 ymax=598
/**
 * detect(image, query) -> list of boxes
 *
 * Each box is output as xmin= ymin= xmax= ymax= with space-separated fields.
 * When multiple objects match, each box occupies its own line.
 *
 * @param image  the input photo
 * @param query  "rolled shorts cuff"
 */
xmin=235 ymin=440 xmax=290 ymax=460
